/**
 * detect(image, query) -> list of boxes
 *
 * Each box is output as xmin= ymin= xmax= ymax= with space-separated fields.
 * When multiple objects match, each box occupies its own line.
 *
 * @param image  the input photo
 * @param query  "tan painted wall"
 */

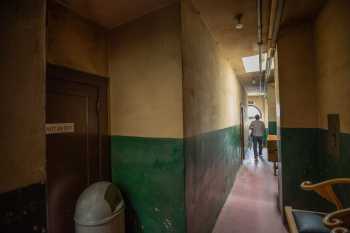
xmin=274 ymin=51 xmax=281 ymax=132
xmin=181 ymin=1 xmax=245 ymax=137
xmin=264 ymin=97 xmax=269 ymax=125
xmin=267 ymin=83 xmax=277 ymax=122
xmin=314 ymin=0 xmax=350 ymax=134
xmin=278 ymin=0 xmax=350 ymax=133
xmin=47 ymin=1 xmax=108 ymax=77
xmin=108 ymin=4 xmax=183 ymax=138
xmin=277 ymin=23 xmax=318 ymax=128
xmin=0 ymin=0 xmax=46 ymax=193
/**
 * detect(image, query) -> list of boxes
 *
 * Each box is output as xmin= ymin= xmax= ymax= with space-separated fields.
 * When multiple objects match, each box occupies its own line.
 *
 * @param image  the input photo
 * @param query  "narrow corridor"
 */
xmin=213 ymin=150 xmax=287 ymax=233
xmin=2 ymin=1 xmax=350 ymax=233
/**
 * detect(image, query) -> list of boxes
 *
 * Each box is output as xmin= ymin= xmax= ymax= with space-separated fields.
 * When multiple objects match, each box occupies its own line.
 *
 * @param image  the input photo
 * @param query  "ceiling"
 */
xmin=56 ymin=0 xmax=326 ymax=95
xmin=281 ymin=0 xmax=326 ymax=27
xmin=55 ymin=0 xmax=177 ymax=29
xmin=191 ymin=0 xmax=326 ymax=95
xmin=192 ymin=0 xmax=269 ymax=77
xmin=239 ymin=72 xmax=265 ymax=94
xmin=55 ymin=0 xmax=269 ymax=94
xmin=191 ymin=0 xmax=270 ymax=94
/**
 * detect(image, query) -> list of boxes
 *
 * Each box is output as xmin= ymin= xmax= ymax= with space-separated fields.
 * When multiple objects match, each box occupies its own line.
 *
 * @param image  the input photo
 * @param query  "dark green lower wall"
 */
xmin=280 ymin=128 xmax=350 ymax=211
xmin=280 ymin=128 xmax=323 ymax=211
xmin=111 ymin=136 xmax=185 ymax=233
xmin=318 ymin=130 xmax=350 ymax=207
xmin=111 ymin=126 xmax=243 ymax=233
xmin=185 ymin=126 xmax=241 ymax=233
xmin=268 ymin=121 xmax=277 ymax=135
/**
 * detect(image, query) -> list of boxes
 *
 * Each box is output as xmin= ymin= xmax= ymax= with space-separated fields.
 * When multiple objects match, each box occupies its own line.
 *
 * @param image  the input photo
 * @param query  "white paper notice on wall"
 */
xmin=46 ymin=123 xmax=75 ymax=135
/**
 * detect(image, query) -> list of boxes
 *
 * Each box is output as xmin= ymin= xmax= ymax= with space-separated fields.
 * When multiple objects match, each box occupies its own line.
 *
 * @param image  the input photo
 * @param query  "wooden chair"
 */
xmin=285 ymin=178 xmax=350 ymax=233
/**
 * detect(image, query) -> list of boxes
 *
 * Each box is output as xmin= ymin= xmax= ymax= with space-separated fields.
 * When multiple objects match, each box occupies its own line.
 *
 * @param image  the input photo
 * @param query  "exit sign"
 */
xmin=46 ymin=123 xmax=75 ymax=135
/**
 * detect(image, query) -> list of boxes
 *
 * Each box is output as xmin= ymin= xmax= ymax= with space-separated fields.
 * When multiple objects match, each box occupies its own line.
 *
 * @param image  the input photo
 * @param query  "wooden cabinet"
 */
xmin=267 ymin=135 xmax=279 ymax=175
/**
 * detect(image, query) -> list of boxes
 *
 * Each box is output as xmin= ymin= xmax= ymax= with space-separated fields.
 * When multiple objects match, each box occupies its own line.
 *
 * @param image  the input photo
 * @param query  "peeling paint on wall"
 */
xmin=111 ymin=136 xmax=185 ymax=233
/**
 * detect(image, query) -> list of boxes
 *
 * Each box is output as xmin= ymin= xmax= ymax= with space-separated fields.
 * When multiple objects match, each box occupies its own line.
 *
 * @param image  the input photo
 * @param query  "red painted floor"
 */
xmin=212 ymin=149 xmax=288 ymax=233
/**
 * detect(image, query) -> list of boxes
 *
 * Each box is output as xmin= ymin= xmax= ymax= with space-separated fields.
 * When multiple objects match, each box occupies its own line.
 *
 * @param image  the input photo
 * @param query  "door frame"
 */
xmin=46 ymin=63 xmax=110 ymax=181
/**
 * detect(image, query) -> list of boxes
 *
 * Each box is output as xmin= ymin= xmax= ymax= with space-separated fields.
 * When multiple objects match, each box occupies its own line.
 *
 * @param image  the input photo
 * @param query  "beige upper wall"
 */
xmin=47 ymin=1 xmax=108 ymax=77
xmin=267 ymin=83 xmax=276 ymax=122
xmin=277 ymin=22 xmax=318 ymax=128
xmin=181 ymin=0 xmax=245 ymax=137
xmin=314 ymin=0 xmax=350 ymax=133
xmin=0 ymin=0 xmax=46 ymax=193
xmin=274 ymin=50 xmax=281 ymax=129
xmin=264 ymin=97 xmax=269 ymax=125
xmin=108 ymin=4 xmax=183 ymax=138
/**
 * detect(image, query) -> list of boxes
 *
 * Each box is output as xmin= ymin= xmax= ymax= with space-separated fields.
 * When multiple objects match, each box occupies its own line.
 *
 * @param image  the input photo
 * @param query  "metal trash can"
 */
xmin=74 ymin=181 xmax=125 ymax=233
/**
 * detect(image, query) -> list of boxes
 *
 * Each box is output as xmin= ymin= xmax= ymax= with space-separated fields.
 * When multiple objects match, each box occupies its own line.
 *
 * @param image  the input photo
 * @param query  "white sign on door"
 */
xmin=46 ymin=123 xmax=75 ymax=135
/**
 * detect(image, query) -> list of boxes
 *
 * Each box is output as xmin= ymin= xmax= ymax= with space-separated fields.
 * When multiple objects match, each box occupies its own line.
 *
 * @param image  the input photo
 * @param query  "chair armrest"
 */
xmin=285 ymin=206 xmax=299 ymax=233
xmin=323 ymin=208 xmax=350 ymax=232
xmin=301 ymin=178 xmax=350 ymax=210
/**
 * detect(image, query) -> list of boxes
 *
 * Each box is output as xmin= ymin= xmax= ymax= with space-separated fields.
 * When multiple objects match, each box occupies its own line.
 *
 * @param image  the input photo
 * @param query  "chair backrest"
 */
xmin=301 ymin=179 xmax=350 ymax=210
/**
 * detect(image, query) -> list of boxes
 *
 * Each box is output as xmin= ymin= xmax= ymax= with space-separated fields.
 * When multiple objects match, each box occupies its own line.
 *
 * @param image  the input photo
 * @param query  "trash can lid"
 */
xmin=74 ymin=181 xmax=124 ymax=226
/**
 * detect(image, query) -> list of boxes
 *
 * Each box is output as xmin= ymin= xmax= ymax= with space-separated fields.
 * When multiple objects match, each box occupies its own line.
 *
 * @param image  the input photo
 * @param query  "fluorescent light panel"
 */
xmin=242 ymin=53 xmax=274 ymax=73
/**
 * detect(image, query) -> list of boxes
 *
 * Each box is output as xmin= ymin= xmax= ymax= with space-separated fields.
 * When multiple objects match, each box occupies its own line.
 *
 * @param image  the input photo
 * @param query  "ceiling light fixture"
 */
xmin=234 ymin=14 xmax=244 ymax=30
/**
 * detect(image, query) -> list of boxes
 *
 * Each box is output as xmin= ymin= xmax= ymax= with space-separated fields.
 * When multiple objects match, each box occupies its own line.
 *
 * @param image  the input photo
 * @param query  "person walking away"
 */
xmin=249 ymin=114 xmax=266 ymax=160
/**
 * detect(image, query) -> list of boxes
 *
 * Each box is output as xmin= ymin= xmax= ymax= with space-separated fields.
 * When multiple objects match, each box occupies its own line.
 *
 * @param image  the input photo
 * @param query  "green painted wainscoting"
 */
xmin=185 ymin=126 xmax=241 ymax=233
xmin=280 ymin=128 xmax=350 ymax=212
xmin=111 ymin=126 xmax=244 ymax=233
xmin=280 ymin=128 xmax=326 ymax=211
xmin=317 ymin=130 xmax=350 ymax=208
xmin=268 ymin=121 xmax=277 ymax=135
xmin=111 ymin=136 xmax=186 ymax=233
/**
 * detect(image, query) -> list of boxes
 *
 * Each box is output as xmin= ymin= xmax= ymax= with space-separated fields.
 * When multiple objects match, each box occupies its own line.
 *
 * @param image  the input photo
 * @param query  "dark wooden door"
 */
xmin=46 ymin=65 xmax=109 ymax=233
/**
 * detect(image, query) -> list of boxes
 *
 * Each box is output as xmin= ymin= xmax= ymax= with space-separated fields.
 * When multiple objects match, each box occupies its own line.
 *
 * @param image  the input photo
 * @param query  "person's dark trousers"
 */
xmin=252 ymin=136 xmax=263 ymax=157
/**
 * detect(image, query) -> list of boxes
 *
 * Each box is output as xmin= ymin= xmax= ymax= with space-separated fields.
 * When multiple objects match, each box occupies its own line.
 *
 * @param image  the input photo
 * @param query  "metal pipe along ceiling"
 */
xmin=257 ymin=0 xmax=263 ymax=94
xmin=264 ymin=0 xmax=285 ymax=94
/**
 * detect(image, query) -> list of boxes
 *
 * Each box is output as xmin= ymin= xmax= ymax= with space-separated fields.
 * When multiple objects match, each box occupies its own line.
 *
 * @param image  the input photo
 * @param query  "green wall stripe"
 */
xmin=111 ymin=126 xmax=244 ymax=233
xmin=280 ymin=128 xmax=323 ymax=210
xmin=111 ymin=136 xmax=185 ymax=233
xmin=280 ymin=128 xmax=350 ymax=211
xmin=185 ymin=126 xmax=241 ymax=233
xmin=318 ymin=130 xmax=350 ymax=208
xmin=268 ymin=121 xmax=277 ymax=135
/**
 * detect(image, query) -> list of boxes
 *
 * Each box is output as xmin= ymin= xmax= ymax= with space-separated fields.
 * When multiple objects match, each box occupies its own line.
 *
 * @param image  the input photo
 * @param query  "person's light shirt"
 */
xmin=249 ymin=120 xmax=266 ymax=137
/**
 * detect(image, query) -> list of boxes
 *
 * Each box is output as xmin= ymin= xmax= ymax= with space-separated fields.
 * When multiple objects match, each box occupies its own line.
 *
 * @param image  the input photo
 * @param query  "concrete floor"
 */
xmin=212 ymin=149 xmax=288 ymax=233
